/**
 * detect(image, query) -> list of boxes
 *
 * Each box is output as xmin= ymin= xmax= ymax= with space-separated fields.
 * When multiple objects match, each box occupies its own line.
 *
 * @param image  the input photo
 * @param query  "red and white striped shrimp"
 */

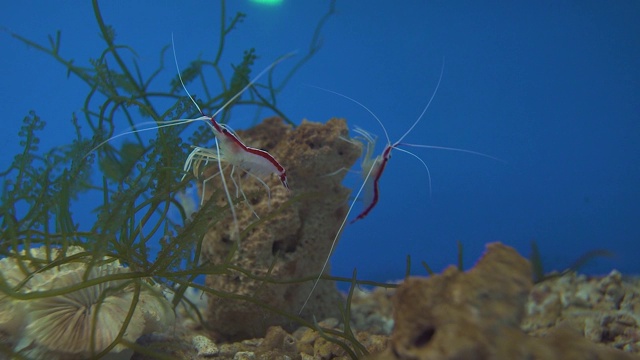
xmin=171 ymin=40 xmax=291 ymax=240
xmin=85 ymin=38 xmax=292 ymax=243
xmin=181 ymin=120 xmax=288 ymax=223
xmin=300 ymin=64 xmax=503 ymax=313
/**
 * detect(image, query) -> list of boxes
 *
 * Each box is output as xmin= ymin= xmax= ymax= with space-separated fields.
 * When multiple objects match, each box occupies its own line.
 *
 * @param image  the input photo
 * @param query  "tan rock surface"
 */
xmin=130 ymin=242 xmax=640 ymax=359
xmin=199 ymin=117 xmax=362 ymax=339
xmin=524 ymin=270 xmax=640 ymax=353
xmin=369 ymin=243 xmax=639 ymax=360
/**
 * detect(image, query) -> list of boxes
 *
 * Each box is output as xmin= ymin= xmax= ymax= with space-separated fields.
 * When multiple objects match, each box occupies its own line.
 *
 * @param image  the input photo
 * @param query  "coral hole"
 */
xmin=413 ymin=326 xmax=436 ymax=347
xmin=272 ymin=237 xmax=297 ymax=255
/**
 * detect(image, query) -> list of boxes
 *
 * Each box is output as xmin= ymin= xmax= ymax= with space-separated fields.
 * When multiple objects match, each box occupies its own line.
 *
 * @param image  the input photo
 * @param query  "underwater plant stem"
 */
xmin=5 ymin=30 xmax=94 ymax=86
xmin=213 ymin=0 xmax=227 ymax=66
xmin=91 ymin=281 xmax=141 ymax=358
xmin=344 ymin=269 xmax=368 ymax=356
xmin=276 ymin=0 xmax=336 ymax=93
xmin=5 ymin=271 xmax=147 ymax=301
xmin=91 ymin=0 xmax=160 ymax=121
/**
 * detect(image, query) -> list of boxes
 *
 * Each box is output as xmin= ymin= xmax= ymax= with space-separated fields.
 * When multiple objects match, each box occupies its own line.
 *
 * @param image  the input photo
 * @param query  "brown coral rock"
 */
xmin=524 ymin=270 xmax=640 ymax=353
xmin=200 ymin=117 xmax=361 ymax=339
xmin=369 ymin=242 xmax=639 ymax=360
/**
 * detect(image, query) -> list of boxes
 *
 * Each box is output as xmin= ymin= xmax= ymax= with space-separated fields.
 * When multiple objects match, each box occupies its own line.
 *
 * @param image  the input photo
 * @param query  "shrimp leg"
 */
xmin=172 ymin=37 xmax=291 ymax=241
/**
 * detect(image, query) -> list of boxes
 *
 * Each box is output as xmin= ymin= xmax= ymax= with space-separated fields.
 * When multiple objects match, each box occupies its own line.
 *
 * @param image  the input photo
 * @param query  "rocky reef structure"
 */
xmin=369 ymin=243 xmax=639 ymax=360
xmin=199 ymin=117 xmax=362 ymax=339
xmin=127 ymin=240 xmax=640 ymax=359
xmin=523 ymin=269 xmax=640 ymax=353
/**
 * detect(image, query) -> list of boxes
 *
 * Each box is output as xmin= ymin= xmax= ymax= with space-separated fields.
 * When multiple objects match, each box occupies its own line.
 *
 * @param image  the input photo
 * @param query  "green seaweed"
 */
xmin=1 ymin=0 xmax=415 ymax=358
xmin=457 ymin=240 xmax=464 ymax=271
xmin=305 ymin=269 xmax=368 ymax=359
xmin=0 ymin=0 xmax=364 ymax=358
xmin=530 ymin=240 xmax=615 ymax=283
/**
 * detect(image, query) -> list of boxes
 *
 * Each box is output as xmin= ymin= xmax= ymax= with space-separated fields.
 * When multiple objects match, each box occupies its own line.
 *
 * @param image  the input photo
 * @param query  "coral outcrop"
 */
xmin=524 ymin=270 xmax=640 ymax=353
xmin=200 ymin=117 xmax=362 ymax=339
xmin=128 ymin=242 xmax=640 ymax=359
xmin=368 ymin=243 xmax=639 ymax=360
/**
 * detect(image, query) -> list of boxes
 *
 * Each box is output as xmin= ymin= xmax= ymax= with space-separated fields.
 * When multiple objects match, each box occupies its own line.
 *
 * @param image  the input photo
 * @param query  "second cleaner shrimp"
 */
xmin=300 ymin=64 xmax=503 ymax=312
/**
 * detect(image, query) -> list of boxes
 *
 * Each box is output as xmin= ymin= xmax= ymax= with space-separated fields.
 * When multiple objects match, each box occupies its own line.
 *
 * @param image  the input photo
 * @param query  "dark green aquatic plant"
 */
xmin=0 ymin=0 xmax=357 ymax=358
xmin=416 ymin=241 xmax=463 ymax=276
xmin=2 ymin=1 xmax=418 ymax=358
xmin=529 ymin=240 xmax=614 ymax=283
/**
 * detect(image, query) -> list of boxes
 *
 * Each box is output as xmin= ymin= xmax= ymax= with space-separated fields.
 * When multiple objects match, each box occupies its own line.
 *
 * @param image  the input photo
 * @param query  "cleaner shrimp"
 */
xmin=171 ymin=40 xmax=291 ymax=241
xmin=300 ymin=64 xmax=503 ymax=313
xmin=89 ymin=38 xmax=292 ymax=242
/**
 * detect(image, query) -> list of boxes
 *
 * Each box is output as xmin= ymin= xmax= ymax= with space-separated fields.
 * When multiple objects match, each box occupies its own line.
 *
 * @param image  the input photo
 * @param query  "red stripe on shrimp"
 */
xmin=350 ymin=145 xmax=391 ymax=224
xmin=211 ymin=120 xmax=289 ymax=190
xmin=300 ymin=61 xmax=503 ymax=314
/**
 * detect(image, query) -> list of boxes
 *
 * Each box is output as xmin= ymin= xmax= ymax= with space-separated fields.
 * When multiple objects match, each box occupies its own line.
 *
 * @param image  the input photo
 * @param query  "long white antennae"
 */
xmin=398 ymin=143 xmax=506 ymax=163
xmin=395 ymin=59 xmax=445 ymax=146
xmin=171 ymin=33 xmax=204 ymax=115
xmin=84 ymin=116 xmax=212 ymax=158
xmin=393 ymin=147 xmax=433 ymax=197
xmin=307 ymin=85 xmax=391 ymax=146
xmin=298 ymin=158 xmax=379 ymax=314
xmin=173 ymin=33 xmax=296 ymax=122
xmin=394 ymin=142 xmax=506 ymax=197
xmin=210 ymin=52 xmax=297 ymax=120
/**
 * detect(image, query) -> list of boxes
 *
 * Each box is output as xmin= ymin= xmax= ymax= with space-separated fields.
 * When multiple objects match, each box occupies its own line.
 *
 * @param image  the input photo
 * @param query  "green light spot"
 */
xmin=250 ymin=0 xmax=283 ymax=6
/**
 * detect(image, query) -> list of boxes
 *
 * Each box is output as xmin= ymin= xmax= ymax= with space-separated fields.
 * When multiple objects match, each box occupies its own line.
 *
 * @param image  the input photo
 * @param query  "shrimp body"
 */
xmin=301 ymin=62 xmax=502 ymax=313
xmin=208 ymin=119 xmax=289 ymax=189
xmin=169 ymin=37 xmax=293 ymax=240
xmin=351 ymin=145 xmax=391 ymax=224
xmin=171 ymin=36 xmax=292 ymax=191
xmin=90 ymin=37 xmax=292 ymax=243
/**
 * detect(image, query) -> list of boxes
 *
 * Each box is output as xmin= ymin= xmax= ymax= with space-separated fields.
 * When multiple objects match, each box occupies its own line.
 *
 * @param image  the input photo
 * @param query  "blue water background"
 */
xmin=2 ymin=2 xmax=639 ymax=285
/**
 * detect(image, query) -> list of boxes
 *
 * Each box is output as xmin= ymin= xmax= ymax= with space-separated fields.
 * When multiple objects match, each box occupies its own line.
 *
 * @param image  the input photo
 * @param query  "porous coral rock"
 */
xmin=368 ymin=243 xmax=639 ymax=360
xmin=258 ymin=326 xmax=297 ymax=355
xmin=523 ymin=270 xmax=640 ymax=353
xmin=291 ymin=318 xmax=385 ymax=360
xmin=200 ymin=117 xmax=361 ymax=339
xmin=233 ymin=351 xmax=256 ymax=360
xmin=349 ymin=287 xmax=395 ymax=335
xmin=192 ymin=335 xmax=219 ymax=357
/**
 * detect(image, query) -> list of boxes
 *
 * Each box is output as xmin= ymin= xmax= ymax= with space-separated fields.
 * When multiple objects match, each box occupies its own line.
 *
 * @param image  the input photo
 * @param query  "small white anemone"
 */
xmin=0 ymin=255 xmax=29 ymax=337
xmin=0 ymin=246 xmax=86 ymax=337
xmin=0 ymin=246 xmax=174 ymax=359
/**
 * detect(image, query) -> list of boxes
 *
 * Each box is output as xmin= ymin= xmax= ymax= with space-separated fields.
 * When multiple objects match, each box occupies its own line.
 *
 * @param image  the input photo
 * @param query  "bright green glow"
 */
xmin=250 ymin=0 xmax=283 ymax=6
